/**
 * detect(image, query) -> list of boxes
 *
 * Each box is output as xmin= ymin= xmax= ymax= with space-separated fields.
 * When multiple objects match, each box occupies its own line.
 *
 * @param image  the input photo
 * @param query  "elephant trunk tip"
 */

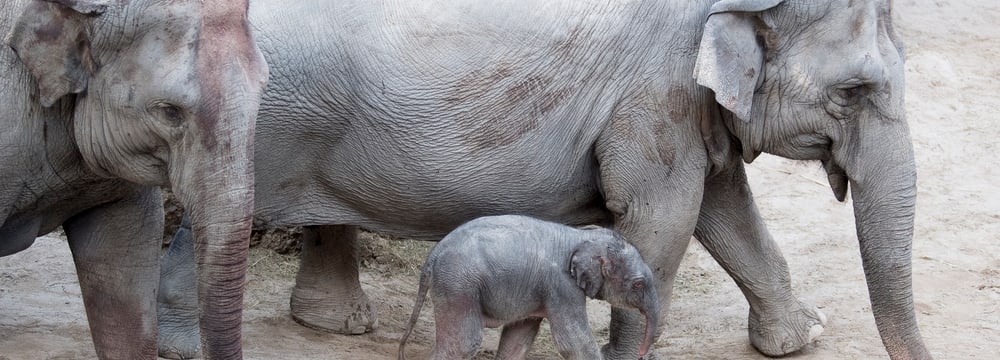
xmin=639 ymin=308 xmax=657 ymax=359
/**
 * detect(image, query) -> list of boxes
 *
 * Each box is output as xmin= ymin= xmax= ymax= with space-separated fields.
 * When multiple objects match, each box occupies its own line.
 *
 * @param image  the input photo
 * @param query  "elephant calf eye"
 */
xmin=631 ymin=281 xmax=645 ymax=291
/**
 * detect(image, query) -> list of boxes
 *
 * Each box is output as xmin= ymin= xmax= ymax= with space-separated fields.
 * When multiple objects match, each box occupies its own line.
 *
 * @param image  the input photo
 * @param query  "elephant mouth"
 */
xmin=0 ymin=213 xmax=43 ymax=257
xmin=822 ymin=160 xmax=849 ymax=202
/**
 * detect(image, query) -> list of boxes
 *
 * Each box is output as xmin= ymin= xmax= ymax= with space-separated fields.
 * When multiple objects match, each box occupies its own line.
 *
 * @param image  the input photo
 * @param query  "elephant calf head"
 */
xmin=571 ymin=234 xmax=660 ymax=358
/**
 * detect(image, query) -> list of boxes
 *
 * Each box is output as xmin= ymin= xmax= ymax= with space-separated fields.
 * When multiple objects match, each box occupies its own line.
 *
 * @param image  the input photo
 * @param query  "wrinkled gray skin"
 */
xmin=0 ymin=0 xmax=267 ymax=358
xmin=160 ymin=0 xmax=931 ymax=359
xmin=397 ymin=216 xmax=660 ymax=360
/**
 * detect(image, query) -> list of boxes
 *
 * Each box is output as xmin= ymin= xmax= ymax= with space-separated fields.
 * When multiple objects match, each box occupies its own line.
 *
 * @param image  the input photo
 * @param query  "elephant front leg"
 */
xmin=601 ymin=188 xmax=701 ymax=360
xmin=694 ymin=162 xmax=826 ymax=356
xmin=63 ymin=186 xmax=163 ymax=359
xmin=594 ymin=110 xmax=707 ymax=360
xmin=496 ymin=318 xmax=542 ymax=359
xmin=290 ymin=225 xmax=378 ymax=334
xmin=547 ymin=307 xmax=602 ymax=360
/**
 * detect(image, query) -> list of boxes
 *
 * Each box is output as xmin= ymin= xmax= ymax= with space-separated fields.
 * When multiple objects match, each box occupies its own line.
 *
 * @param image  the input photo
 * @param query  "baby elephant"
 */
xmin=398 ymin=215 xmax=659 ymax=360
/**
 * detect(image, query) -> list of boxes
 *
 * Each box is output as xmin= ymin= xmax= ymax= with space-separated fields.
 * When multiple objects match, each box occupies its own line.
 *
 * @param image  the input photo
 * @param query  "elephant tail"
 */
xmin=398 ymin=252 xmax=436 ymax=360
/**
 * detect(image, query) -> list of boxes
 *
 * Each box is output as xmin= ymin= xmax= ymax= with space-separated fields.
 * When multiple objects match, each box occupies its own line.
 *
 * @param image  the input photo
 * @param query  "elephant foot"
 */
xmin=156 ymin=301 xmax=202 ymax=359
xmin=601 ymin=342 xmax=646 ymax=360
xmin=748 ymin=301 xmax=827 ymax=356
xmin=290 ymin=285 xmax=379 ymax=334
xmin=159 ymin=344 xmax=202 ymax=360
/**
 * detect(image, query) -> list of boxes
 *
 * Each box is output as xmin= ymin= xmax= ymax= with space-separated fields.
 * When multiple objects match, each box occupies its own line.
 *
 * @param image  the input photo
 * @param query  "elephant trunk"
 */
xmin=171 ymin=3 xmax=267 ymax=358
xmin=174 ymin=57 xmax=263 ymax=360
xmin=187 ymin=201 xmax=252 ymax=359
xmin=638 ymin=285 xmax=660 ymax=358
xmin=841 ymin=114 xmax=931 ymax=359
xmin=175 ymin=109 xmax=255 ymax=359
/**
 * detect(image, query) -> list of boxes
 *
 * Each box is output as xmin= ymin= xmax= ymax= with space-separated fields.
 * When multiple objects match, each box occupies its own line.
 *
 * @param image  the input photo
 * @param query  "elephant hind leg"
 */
xmin=431 ymin=295 xmax=484 ymax=360
xmin=290 ymin=225 xmax=378 ymax=334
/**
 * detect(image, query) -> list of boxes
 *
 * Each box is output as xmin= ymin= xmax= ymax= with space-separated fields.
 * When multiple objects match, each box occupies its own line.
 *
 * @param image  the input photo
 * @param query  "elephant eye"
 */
xmin=153 ymin=102 xmax=186 ymax=127
xmin=631 ymin=280 xmax=645 ymax=291
xmin=831 ymin=82 xmax=871 ymax=107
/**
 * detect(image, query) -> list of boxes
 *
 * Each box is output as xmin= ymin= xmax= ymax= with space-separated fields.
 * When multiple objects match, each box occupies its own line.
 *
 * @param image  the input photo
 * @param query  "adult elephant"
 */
xmin=157 ymin=0 xmax=930 ymax=359
xmin=1 ymin=0 xmax=267 ymax=358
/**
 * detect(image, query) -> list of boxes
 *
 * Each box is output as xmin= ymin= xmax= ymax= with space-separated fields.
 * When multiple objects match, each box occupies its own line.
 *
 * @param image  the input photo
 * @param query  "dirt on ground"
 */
xmin=2 ymin=0 xmax=999 ymax=359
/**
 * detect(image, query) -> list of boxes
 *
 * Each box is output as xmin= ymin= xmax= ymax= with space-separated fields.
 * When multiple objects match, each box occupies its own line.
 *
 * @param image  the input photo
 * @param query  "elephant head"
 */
xmin=695 ymin=0 xmax=928 ymax=358
xmin=571 ymin=235 xmax=660 ymax=358
xmin=5 ymin=0 xmax=268 ymax=357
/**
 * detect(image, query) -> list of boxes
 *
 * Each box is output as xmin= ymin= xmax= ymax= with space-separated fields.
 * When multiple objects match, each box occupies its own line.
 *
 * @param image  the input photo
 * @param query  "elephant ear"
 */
xmin=694 ymin=0 xmax=784 ymax=122
xmin=5 ymin=0 xmax=110 ymax=107
xmin=569 ymin=240 xmax=609 ymax=299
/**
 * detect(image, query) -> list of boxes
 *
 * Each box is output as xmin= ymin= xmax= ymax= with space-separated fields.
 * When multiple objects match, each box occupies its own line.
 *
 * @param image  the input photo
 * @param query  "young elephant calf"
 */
xmin=398 ymin=215 xmax=659 ymax=360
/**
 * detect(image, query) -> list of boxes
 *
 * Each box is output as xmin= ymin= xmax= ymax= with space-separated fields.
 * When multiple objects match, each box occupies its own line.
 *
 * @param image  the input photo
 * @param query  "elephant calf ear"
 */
xmin=694 ymin=0 xmax=782 ymax=122
xmin=5 ymin=1 xmax=103 ymax=107
xmin=570 ymin=241 xmax=607 ymax=298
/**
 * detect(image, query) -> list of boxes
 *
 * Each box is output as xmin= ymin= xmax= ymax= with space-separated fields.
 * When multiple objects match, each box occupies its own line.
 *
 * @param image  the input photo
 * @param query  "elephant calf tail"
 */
xmin=398 ymin=254 xmax=437 ymax=360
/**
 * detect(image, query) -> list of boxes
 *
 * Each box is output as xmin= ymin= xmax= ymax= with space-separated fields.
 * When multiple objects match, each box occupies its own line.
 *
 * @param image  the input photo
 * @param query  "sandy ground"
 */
xmin=2 ymin=0 xmax=999 ymax=358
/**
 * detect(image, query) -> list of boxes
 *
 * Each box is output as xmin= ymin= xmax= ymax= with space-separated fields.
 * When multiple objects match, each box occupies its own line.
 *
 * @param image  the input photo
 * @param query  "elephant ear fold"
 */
xmin=5 ymin=1 xmax=107 ymax=107
xmin=569 ymin=240 xmax=608 ymax=299
xmin=693 ymin=0 xmax=783 ymax=122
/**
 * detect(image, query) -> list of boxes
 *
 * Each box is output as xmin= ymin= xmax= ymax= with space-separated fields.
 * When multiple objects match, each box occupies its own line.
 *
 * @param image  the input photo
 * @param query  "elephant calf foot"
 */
xmin=290 ymin=286 xmax=379 ymax=334
xmin=748 ymin=300 xmax=827 ymax=356
xmin=602 ymin=343 xmax=666 ymax=360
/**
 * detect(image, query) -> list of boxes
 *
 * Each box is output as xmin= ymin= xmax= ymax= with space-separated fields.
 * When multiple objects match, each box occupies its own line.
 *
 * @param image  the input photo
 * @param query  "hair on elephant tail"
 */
xmin=398 ymin=252 xmax=437 ymax=360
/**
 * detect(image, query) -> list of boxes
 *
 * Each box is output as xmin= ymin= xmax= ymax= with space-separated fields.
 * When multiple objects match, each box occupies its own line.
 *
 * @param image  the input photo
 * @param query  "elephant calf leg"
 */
xmin=548 ymin=307 xmax=602 ymax=360
xmin=291 ymin=225 xmax=378 ymax=334
xmin=496 ymin=318 xmax=542 ymax=360
xmin=431 ymin=295 xmax=484 ymax=360
xmin=695 ymin=164 xmax=826 ymax=356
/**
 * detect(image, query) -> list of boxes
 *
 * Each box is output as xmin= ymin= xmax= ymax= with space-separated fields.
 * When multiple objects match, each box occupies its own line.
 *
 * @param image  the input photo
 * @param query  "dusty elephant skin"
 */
xmin=0 ymin=0 xmax=267 ymax=359
xmin=158 ymin=0 xmax=929 ymax=359
xmin=397 ymin=216 xmax=659 ymax=360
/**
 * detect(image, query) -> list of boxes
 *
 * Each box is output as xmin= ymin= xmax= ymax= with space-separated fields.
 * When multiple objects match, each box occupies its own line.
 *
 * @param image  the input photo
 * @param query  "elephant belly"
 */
xmin=252 ymin=145 xmax=612 ymax=240
xmin=248 ymin=0 xmax=650 ymax=238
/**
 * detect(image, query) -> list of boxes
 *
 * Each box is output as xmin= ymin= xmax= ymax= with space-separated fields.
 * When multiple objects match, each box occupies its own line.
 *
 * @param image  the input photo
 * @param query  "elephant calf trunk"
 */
xmin=639 ymin=295 xmax=660 ymax=358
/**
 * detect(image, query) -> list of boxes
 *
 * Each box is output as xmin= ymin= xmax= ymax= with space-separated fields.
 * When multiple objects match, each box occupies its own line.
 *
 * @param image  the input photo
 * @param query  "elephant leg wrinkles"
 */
xmin=291 ymin=225 xmax=378 ymax=334
xmin=694 ymin=162 xmax=827 ymax=356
